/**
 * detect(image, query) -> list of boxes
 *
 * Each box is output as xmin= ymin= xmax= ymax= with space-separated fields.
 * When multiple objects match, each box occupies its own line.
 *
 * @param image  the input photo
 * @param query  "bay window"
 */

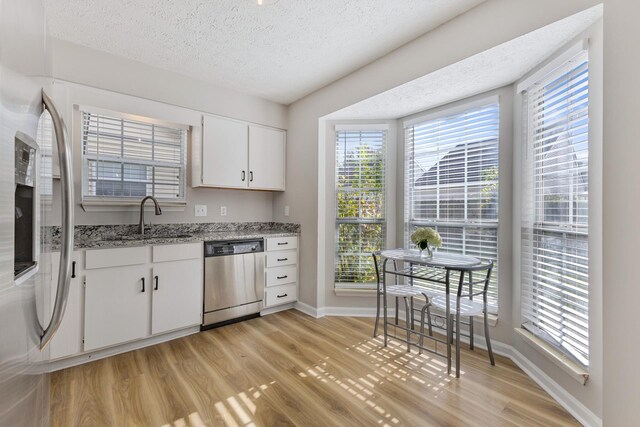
xmin=404 ymin=100 xmax=500 ymax=309
xmin=334 ymin=127 xmax=387 ymax=287
xmin=520 ymin=50 xmax=590 ymax=367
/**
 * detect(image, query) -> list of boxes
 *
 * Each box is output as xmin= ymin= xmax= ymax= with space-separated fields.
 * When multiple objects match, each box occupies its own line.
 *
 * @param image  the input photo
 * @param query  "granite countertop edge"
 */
xmin=76 ymin=230 xmax=299 ymax=251
xmin=47 ymin=222 xmax=301 ymax=251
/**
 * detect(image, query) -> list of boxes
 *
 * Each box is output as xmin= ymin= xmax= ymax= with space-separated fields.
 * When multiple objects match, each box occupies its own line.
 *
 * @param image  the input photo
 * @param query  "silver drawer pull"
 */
xmin=277 ymin=258 xmax=288 ymax=262
xmin=277 ymin=275 xmax=288 ymax=280
xmin=277 ymin=293 xmax=288 ymax=298
xmin=277 ymin=242 xmax=288 ymax=246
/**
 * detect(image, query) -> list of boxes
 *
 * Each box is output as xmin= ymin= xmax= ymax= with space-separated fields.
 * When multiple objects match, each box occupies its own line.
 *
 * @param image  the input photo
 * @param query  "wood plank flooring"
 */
xmin=50 ymin=310 xmax=579 ymax=426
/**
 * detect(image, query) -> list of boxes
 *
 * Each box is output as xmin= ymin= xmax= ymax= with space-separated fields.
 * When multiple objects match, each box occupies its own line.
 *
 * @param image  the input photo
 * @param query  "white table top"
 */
xmin=380 ymin=248 xmax=482 ymax=269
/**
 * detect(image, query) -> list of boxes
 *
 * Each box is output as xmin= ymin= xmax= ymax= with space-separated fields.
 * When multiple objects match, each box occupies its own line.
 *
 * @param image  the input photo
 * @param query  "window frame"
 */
xmin=518 ymin=47 xmax=591 ymax=368
xmin=403 ymin=97 xmax=501 ymax=311
xmin=79 ymin=105 xmax=189 ymax=206
xmin=334 ymin=125 xmax=389 ymax=289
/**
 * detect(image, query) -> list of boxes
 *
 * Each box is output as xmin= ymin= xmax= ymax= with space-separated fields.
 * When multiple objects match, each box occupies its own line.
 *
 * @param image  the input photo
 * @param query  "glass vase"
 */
xmin=419 ymin=242 xmax=432 ymax=258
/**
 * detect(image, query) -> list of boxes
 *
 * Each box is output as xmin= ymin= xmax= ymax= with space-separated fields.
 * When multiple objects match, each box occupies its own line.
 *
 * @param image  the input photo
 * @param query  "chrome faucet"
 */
xmin=139 ymin=196 xmax=162 ymax=235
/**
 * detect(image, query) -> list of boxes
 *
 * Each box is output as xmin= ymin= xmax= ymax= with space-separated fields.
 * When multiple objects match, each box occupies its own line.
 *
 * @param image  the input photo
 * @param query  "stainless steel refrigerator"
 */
xmin=0 ymin=0 xmax=74 ymax=425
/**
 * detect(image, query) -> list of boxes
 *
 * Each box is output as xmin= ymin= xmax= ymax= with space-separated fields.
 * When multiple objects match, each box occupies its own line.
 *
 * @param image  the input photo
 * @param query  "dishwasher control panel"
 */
xmin=204 ymin=239 xmax=264 ymax=257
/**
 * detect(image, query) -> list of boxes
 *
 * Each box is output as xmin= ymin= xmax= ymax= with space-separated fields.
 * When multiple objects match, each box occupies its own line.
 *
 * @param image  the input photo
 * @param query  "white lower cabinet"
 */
xmin=48 ymin=251 xmax=84 ymax=360
xmin=263 ymin=236 xmax=298 ymax=309
xmin=151 ymin=258 xmax=202 ymax=335
xmin=265 ymin=283 xmax=297 ymax=306
xmin=49 ymin=242 xmax=203 ymax=359
xmin=84 ymin=263 xmax=151 ymax=351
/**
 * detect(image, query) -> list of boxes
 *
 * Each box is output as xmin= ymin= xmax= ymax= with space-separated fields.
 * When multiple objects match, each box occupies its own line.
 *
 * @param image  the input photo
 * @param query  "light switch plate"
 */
xmin=195 ymin=205 xmax=207 ymax=217
xmin=220 ymin=206 xmax=227 ymax=216
xmin=284 ymin=205 xmax=290 ymax=217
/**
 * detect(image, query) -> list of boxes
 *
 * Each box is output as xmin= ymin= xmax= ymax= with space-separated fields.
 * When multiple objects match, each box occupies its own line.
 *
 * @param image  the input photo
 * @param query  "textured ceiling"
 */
xmin=327 ymin=5 xmax=603 ymax=120
xmin=42 ymin=0 xmax=485 ymax=104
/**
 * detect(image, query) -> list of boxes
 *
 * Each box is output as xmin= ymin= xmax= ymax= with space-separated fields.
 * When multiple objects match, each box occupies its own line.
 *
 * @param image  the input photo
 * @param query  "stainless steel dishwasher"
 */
xmin=202 ymin=238 xmax=265 ymax=328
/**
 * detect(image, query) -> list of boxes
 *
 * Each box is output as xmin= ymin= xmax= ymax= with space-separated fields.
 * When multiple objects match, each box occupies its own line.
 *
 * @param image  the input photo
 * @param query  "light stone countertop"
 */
xmin=48 ymin=222 xmax=300 ymax=251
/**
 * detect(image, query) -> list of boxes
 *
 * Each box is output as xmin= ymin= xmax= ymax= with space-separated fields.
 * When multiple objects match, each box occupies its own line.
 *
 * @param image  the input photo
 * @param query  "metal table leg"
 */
xmin=445 ymin=270 xmax=451 ymax=375
xmin=383 ymin=258 xmax=388 ymax=347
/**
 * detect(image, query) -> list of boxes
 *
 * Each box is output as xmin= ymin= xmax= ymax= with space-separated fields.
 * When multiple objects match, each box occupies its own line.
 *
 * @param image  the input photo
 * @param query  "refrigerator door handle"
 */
xmin=40 ymin=90 xmax=74 ymax=350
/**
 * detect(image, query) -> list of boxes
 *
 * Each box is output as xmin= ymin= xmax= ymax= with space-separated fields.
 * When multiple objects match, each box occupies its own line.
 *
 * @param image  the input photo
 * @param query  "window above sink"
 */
xmin=79 ymin=105 xmax=189 ymax=209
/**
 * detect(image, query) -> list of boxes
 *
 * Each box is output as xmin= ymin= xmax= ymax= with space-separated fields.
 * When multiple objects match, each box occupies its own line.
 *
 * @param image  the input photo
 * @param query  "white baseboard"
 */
xmin=297 ymin=305 xmax=601 ymax=427
xmin=323 ymin=306 xmax=378 ymax=317
xmin=261 ymin=302 xmax=295 ymax=316
xmin=46 ymin=326 xmax=200 ymax=372
xmin=294 ymin=301 xmax=321 ymax=318
xmin=294 ymin=305 xmax=393 ymax=318
xmin=509 ymin=347 xmax=601 ymax=427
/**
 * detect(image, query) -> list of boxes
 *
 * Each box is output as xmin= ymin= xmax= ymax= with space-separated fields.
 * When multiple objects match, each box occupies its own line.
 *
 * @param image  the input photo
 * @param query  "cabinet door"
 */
xmin=248 ymin=125 xmax=286 ymax=190
xmin=48 ymin=251 xmax=84 ymax=360
xmin=84 ymin=264 xmax=150 ymax=351
xmin=152 ymin=259 xmax=202 ymax=334
xmin=202 ymin=114 xmax=248 ymax=188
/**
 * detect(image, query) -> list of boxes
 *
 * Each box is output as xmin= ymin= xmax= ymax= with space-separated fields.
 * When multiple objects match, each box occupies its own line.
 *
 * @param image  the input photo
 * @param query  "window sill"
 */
xmin=514 ymin=328 xmax=589 ymax=385
xmin=81 ymin=200 xmax=187 ymax=212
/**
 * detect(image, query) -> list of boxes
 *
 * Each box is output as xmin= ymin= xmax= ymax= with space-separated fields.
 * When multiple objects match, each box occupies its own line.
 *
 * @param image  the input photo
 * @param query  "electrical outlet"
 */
xmin=220 ymin=206 xmax=227 ymax=216
xmin=284 ymin=205 xmax=290 ymax=217
xmin=195 ymin=205 xmax=207 ymax=217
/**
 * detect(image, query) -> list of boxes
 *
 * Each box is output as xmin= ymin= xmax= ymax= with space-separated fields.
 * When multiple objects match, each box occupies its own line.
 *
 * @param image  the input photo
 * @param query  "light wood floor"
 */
xmin=50 ymin=310 xmax=579 ymax=426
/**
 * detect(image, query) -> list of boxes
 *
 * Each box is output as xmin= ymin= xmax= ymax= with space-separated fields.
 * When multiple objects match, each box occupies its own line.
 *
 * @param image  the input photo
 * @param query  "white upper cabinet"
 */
xmin=195 ymin=114 xmax=286 ymax=191
xmin=201 ymin=114 xmax=249 ymax=188
xmin=248 ymin=124 xmax=286 ymax=191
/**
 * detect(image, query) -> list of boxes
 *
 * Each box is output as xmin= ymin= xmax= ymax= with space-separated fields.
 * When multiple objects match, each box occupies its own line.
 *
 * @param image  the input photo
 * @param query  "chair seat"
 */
xmin=431 ymin=295 xmax=485 ymax=316
xmin=386 ymin=285 xmax=433 ymax=298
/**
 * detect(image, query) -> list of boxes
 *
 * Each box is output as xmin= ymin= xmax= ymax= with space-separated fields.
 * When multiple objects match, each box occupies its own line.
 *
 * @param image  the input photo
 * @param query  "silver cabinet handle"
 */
xmin=241 ymin=170 xmax=246 ymax=181
xmin=40 ymin=90 xmax=74 ymax=349
xmin=249 ymin=171 xmax=254 ymax=182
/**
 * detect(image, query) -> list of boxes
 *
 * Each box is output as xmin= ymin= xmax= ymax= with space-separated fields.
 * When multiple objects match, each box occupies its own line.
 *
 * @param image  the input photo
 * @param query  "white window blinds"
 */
xmin=521 ymin=50 xmax=590 ymax=367
xmin=335 ymin=128 xmax=387 ymax=285
xmin=405 ymin=102 xmax=500 ymax=309
xmin=81 ymin=110 xmax=187 ymax=203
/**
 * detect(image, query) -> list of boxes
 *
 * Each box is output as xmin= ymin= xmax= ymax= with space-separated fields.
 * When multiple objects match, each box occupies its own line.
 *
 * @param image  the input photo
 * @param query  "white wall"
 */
xmin=602 ymin=0 xmax=640 ymax=424
xmin=48 ymin=39 xmax=287 ymax=226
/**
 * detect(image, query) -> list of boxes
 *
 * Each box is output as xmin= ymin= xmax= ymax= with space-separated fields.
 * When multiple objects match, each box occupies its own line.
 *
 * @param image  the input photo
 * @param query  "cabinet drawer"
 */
xmin=266 ymin=236 xmax=298 ymax=251
xmin=265 ymin=283 xmax=297 ymax=307
xmin=153 ymin=242 xmax=202 ymax=263
xmin=266 ymin=266 xmax=297 ymax=286
xmin=85 ymin=246 xmax=149 ymax=270
xmin=266 ymin=250 xmax=297 ymax=267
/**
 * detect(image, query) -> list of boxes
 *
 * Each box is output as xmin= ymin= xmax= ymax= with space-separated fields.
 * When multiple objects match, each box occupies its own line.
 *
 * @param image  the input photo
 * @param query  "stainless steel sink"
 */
xmin=99 ymin=233 xmax=193 ymax=242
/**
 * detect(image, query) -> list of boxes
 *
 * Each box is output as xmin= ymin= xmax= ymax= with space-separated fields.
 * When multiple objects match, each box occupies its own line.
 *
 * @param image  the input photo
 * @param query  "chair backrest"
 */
xmin=371 ymin=251 xmax=382 ymax=285
xmin=455 ymin=260 xmax=494 ymax=302
xmin=371 ymin=251 xmax=399 ymax=289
